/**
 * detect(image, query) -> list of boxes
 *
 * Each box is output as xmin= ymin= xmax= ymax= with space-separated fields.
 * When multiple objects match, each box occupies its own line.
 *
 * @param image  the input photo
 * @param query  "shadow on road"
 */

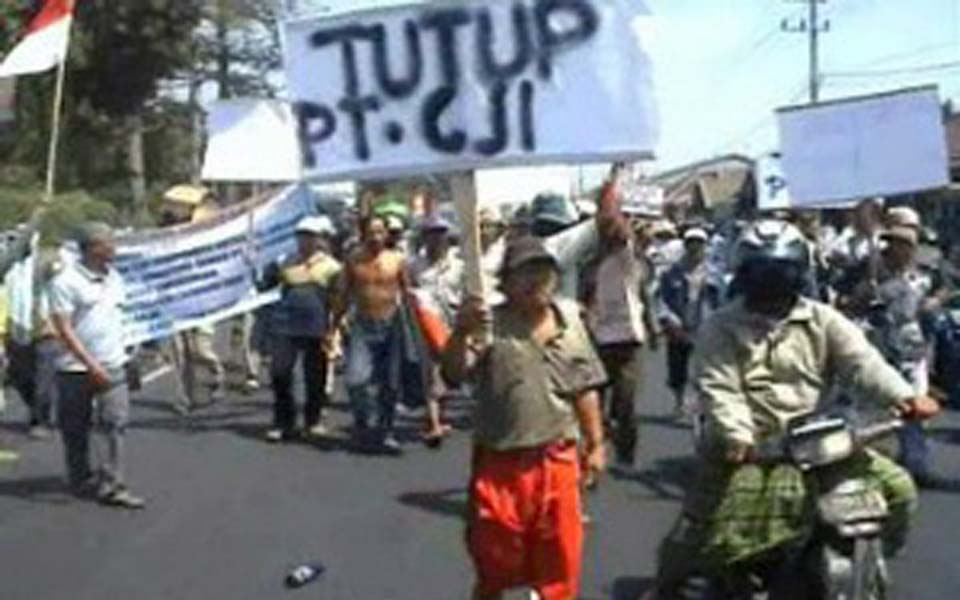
xmin=0 ymin=475 xmax=74 ymax=506
xmin=609 ymin=455 xmax=696 ymax=502
xmin=608 ymin=576 xmax=655 ymax=600
xmin=637 ymin=414 xmax=694 ymax=432
xmin=397 ymin=487 xmax=467 ymax=519
xmin=929 ymin=426 xmax=960 ymax=446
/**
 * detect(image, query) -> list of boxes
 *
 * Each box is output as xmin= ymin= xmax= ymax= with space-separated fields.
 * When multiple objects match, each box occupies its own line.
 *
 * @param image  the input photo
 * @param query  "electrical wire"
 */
xmin=827 ymin=60 xmax=960 ymax=78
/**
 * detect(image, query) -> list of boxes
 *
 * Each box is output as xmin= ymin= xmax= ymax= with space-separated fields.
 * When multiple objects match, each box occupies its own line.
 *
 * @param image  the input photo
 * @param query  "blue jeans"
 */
xmin=345 ymin=315 xmax=402 ymax=437
xmin=896 ymin=360 xmax=930 ymax=479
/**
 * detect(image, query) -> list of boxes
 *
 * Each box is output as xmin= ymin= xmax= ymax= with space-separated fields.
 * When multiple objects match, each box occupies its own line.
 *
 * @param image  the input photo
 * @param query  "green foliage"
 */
xmin=0 ymin=0 xmax=283 ymax=225
xmin=71 ymin=1 xmax=205 ymax=117
xmin=0 ymin=183 xmax=119 ymax=247
xmin=38 ymin=192 xmax=119 ymax=247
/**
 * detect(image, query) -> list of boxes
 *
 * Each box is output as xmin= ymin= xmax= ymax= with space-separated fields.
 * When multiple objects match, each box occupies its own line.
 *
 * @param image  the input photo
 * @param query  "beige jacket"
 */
xmin=693 ymin=297 xmax=915 ymax=448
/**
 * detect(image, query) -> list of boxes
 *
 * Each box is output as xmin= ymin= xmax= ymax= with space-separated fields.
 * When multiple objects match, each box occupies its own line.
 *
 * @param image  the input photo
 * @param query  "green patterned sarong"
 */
xmin=655 ymin=450 xmax=917 ymax=589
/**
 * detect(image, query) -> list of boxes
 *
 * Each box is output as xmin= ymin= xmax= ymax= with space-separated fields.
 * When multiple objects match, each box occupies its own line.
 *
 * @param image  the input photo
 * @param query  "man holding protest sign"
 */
xmin=443 ymin=235 xmax=607 ymax=600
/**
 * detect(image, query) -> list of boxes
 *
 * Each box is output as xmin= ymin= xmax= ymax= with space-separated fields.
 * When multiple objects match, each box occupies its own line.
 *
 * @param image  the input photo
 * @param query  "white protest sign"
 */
xmin=623 ymin=182 xmax=664 ymax=216
xmin=202 ymin=100 xmax=303 ymax=182
xmin=116 ymin=184 xmax=316 ymax=345
xmin=282 ymin=0 xmax=418 ymax=21
xmin=755 ymin=152 xmax=792 ymax=211
xmin=283 ymin=0 xmax=658 ymax=182
xmin=777 ymin=86 xmax=950 ymax=208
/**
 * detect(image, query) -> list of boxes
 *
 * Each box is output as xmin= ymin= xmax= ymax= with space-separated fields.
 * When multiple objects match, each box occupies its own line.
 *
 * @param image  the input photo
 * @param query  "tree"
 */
xmin=70 ymin=1 xmax=205 ymax=219
xmin=174 ymin=0 xmax=282 ymax=187
xmin=0 ymin=0 xmax=284 ymax=221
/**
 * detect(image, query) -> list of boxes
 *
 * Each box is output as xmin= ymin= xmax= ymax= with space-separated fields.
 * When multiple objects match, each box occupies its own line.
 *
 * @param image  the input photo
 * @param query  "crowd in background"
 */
xmin=0 ymin=170 xmax=956 ymax=596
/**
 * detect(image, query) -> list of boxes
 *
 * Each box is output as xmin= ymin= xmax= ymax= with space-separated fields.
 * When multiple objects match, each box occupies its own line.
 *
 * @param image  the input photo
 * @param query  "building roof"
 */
xmin=652 ymin=154 xmax=755 ymax=209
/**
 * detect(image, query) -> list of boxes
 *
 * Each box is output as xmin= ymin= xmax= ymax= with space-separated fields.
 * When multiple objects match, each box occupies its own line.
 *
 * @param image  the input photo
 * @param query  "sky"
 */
xmin=645 ymin=0 xmax=960 ymax=168
xmin=285 ymin=0 xmax=960 ymax=197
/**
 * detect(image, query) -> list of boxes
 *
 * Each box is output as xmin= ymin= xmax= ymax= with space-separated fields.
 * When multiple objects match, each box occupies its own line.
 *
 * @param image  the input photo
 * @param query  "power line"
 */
xmin=826 ymin=60 xmax=960 ymax=78
xmin=711 ymin=80 xmax=810 ymax=156
xmin=705 ymin=6 xmax=807 ymax=100
xmin=842 ymin=42 xmax=958 ymax=71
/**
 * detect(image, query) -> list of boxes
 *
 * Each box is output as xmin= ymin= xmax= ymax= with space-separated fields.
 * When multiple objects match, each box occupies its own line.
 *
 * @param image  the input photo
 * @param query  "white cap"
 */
xmin=295 ymin=215 xmax=336 ymax=236
xmin=683 ymin=227 xmax=709 ymax=243
xmin=886 ymin=206 xmax=921 ymax=230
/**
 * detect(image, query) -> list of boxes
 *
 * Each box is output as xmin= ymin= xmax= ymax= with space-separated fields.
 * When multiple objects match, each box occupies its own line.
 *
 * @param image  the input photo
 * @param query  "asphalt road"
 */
xmin=0 ymin=348 xmax=958 ymax=600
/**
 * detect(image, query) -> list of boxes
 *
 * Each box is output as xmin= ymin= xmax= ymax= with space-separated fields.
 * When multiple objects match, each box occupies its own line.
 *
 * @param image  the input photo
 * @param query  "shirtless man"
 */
xmin=328 ymin=216 xmax=411 ymax=454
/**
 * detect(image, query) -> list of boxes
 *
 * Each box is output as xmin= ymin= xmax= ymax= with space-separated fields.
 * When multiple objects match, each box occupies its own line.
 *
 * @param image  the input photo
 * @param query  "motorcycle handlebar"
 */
xmin=855 ymin=419 xmax=904 ymax=446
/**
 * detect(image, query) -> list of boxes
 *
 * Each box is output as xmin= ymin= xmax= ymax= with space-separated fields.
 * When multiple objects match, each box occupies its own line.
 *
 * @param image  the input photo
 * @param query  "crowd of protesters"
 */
xmin=0 ymin=167 xmax=957 ymax=598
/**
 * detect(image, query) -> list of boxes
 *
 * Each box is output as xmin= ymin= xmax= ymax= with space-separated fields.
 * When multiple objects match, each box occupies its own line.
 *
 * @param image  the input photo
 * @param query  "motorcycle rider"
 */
xmin=642 ymin=220 xmax=939 ymax=600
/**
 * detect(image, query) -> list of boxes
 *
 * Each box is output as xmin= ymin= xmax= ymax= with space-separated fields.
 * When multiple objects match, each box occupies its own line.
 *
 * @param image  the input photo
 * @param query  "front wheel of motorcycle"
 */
xmin=850 ymin=538 xmax=888 ymax=600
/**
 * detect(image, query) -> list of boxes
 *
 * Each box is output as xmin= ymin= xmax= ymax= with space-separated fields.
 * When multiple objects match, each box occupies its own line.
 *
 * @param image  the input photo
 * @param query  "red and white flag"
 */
xmin=0 ymin=0 xmax=75 ymax=78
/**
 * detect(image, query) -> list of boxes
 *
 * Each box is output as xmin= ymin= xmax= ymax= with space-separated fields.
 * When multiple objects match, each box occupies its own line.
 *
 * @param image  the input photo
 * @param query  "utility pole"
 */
xmin=782 ymin=0 xmax=830 ymax=103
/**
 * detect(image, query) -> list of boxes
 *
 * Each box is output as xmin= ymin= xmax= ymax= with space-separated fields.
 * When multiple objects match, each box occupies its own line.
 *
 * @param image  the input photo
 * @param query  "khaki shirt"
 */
xmin=471 ymin=300 xmax=607 ymax=451
xmin=693 ymin=297 xmax=915 ymax=448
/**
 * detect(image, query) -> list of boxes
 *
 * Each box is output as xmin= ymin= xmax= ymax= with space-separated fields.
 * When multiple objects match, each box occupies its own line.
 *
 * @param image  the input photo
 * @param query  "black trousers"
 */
xmin=598 ymin=343 xmax=644 ymax=464
xmin=270 ymin=336 xmax=328 ymax=432
xmin=666 ymin=339 xmax=694 ymax=396
xmin=7 ymin=340 xmax=53 ymax=426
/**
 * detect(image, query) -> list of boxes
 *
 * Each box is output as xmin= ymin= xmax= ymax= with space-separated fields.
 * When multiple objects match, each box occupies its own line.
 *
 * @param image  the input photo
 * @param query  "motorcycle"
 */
xmin=688 ymin=410 xmax=904 ymax=600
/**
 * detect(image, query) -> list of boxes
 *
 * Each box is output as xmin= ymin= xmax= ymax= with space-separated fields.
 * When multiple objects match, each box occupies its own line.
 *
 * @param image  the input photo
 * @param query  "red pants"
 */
xmin=467 ymin=442 xmax=583 ymax=600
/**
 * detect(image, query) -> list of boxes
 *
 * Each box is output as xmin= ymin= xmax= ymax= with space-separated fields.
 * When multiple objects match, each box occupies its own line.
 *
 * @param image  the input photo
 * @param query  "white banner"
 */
xmin=777 ymin=86 xmax=950 ymax=208
xmin=283 ymin=0 xmax=658 ymax=182
xmin=116 ymin=184 xmax=317 ymax=345
xmin=202 ymin=100 xmax=304 ymax=182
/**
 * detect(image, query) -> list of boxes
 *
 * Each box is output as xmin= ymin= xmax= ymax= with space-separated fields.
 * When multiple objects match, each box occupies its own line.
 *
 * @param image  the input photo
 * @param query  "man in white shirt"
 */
xmin=49 ymin=223 xmax=144 ymax=509
xmin=408 ymin=214 xmax=464 ymax=444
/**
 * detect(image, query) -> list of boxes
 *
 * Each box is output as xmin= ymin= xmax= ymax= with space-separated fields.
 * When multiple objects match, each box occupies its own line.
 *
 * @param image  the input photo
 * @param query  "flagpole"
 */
xmin=43 ymin=52 xmax=67 ymax=205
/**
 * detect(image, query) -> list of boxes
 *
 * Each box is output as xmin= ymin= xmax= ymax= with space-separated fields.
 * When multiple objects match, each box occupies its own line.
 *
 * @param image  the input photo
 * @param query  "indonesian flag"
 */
xmin=0 ymin=0 xmax=75 ymax=78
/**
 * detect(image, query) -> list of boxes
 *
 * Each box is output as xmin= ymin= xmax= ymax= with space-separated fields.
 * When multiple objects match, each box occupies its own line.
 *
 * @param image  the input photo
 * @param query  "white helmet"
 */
xmin=734 ymin=219 xmax=811 ymax=298
xmin=734 ymin=219 xmax=809 ymax=271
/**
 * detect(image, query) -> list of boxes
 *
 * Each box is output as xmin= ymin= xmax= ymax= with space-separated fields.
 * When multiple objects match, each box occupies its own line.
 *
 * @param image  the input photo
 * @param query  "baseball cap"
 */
xmin=499 ymin=236 xmax=559 ymax=276
xmin=882 ymin=226 xmax=919 ymax=247
xmin=683 ymin=227 xmax=709 ymax=243
xmin=886 ymin=206 xmax=921 ymax=230
xmin=295 ymin=215 xmax=336 ymax=236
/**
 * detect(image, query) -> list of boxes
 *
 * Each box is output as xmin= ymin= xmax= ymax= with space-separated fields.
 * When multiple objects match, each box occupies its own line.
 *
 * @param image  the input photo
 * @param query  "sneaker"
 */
xmin=99 ymin=487 xmax=146 ymax=510
xmin=265 ymin=429 xmax=285 ymax=443
xmin=380 ymin=434 xmax=403 ymax=456
xmin=305 ymin=423 xmax=330 ymax=439
xmin=242 ymin=378 xmax=261 ymax=394
xmin=28 ymin=425 xmax=54 ymax=441
xmin=0 ymin=448 xmax=19 ymax=463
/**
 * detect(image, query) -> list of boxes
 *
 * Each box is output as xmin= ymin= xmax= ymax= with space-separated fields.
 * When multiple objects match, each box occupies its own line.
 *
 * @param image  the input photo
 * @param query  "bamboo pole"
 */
xmin=43 ymin=54 xmax=68 ymax=204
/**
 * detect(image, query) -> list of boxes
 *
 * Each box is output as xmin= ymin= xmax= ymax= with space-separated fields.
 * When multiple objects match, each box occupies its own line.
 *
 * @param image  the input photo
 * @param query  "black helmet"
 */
xmin=734 ymin=219 xmax=810 ymax=300
xmin=530 ymin=193 xmax=579 ymax=236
